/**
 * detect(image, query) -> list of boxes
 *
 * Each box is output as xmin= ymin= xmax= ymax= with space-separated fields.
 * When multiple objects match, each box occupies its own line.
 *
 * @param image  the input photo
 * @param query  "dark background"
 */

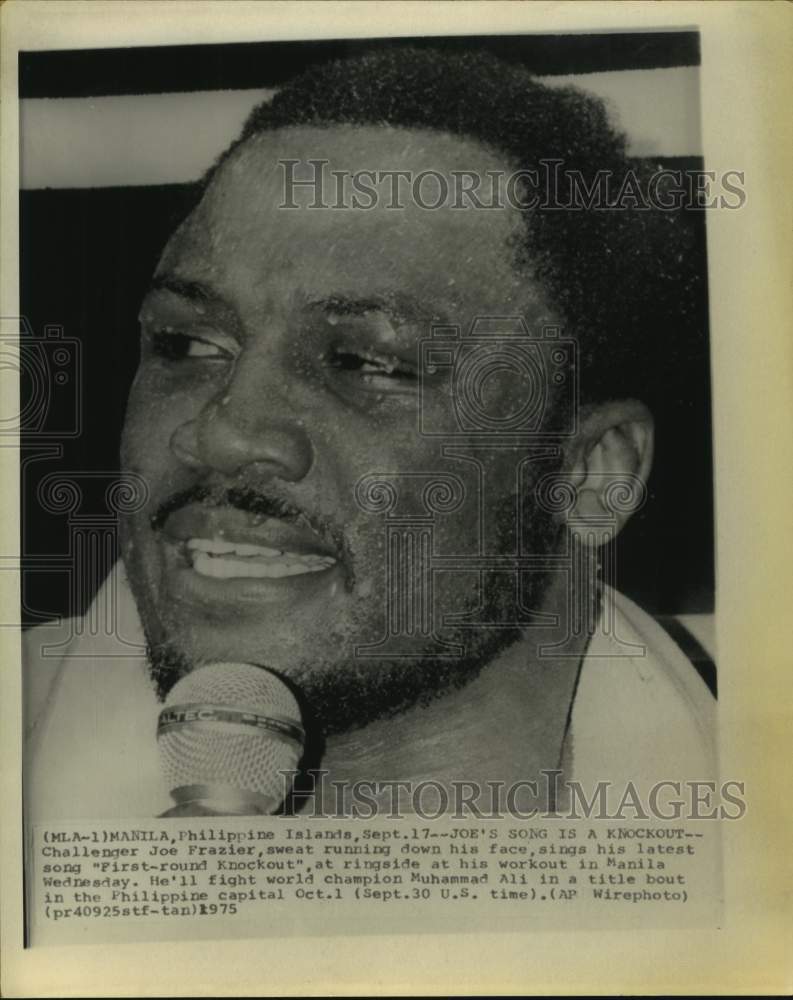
xmin=19 ymin=32 xmax=714 ymax=626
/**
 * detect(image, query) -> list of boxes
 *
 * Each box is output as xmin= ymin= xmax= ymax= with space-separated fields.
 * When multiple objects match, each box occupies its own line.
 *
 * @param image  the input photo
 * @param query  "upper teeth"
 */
xmin=185 ymin=537 xmax=336 ymax=579
xmin=187 ymin=538 xmax=283 ymax=557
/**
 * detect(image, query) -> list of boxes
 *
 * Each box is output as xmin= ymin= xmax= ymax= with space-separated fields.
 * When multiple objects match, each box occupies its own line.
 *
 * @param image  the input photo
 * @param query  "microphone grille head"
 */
xmin=157 ymin=663 xmax=304 ymax=809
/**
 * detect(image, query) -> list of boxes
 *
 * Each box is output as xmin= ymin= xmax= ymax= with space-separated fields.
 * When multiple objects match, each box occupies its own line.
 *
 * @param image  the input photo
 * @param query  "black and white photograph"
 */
xmin=21 ymin=27 xmax=719 ymax=821
xmin=2 ymin=1 xmax=791 ymax=995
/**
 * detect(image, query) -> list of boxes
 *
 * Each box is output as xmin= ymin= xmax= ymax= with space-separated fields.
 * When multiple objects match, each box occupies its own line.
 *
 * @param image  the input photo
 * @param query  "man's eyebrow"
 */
xmin=145 ymin=275 xmax=224 ymax=305
xmin=311 ymin=294 xmax=445 ymax=324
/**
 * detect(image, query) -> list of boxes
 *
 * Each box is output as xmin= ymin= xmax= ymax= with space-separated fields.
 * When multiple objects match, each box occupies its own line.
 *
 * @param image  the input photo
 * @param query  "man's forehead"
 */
xmin=224 ymin=122 xmax=517 ymax=180
xmin=154 ymin=122 xmax=548 ymax=322
xmin=183 ymin=122 xmax=526 ymax=233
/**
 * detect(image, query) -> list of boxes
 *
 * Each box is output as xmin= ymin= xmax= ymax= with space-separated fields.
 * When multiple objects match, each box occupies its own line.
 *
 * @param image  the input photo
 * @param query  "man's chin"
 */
xmin=146 ymin=640 xmax=193 ymax=703
xmin=145 ymin=628 xmax=518 ymax=737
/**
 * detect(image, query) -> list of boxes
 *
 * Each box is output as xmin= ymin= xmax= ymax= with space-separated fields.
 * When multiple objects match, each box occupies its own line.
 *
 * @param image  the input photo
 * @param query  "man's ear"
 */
xmin=563 ymin=400 xmax=654 ymax=542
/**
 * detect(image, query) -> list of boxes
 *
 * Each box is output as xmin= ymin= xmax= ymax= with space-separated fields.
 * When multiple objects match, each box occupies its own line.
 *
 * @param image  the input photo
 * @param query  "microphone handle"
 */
xmin=159 ymin=783 xmax=280 ymax=817
xmin=160 ymin=802 xmax=240 ymax=817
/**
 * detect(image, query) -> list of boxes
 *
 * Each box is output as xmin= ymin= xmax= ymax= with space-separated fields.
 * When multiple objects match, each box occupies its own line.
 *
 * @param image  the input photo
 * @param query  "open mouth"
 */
xmin=157 ymin=499 xmax=346 ymax=600
xmin=185 ymin=537 xmax=337 ymax=579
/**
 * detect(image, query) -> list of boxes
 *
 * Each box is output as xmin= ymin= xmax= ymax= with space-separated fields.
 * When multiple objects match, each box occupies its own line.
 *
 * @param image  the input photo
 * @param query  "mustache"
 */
xmin=149 ymin=483 xmax=349 ymax=560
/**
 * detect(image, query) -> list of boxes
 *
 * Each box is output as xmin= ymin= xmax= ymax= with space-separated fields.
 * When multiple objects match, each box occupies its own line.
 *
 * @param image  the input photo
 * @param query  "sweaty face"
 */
xmin=120 ymin=125 xmax=563 ymax=733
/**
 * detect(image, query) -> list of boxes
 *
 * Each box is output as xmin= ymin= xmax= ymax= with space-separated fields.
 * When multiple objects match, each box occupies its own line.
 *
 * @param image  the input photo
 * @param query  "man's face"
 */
xmin=121 ymin=125 xmax=562 ymax=732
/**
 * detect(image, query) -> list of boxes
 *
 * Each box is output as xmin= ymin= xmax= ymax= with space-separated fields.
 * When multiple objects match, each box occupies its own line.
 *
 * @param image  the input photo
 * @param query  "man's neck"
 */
xmin=315 ymin=572 xmax=594 ymax=815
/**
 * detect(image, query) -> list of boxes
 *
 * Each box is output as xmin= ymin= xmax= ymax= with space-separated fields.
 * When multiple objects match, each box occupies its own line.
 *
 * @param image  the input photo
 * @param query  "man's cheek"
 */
xmin=122 ymin=386 xmax=198 ymax=485
xmin=345 ymin=516 xmax=386 ymax=582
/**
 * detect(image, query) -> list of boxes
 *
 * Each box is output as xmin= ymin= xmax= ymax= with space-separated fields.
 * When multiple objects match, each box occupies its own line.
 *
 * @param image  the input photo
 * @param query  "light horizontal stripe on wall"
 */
xmin=20 ymin=67 xmax=700 ymax=190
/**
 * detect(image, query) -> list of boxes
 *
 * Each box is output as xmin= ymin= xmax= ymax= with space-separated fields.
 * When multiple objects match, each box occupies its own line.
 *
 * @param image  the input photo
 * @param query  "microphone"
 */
xmin=156 ymin=662 xmax=305 ymax=817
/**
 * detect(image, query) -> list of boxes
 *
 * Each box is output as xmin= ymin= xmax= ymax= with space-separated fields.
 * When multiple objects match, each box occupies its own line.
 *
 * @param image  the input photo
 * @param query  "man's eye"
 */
xmin=327 ymin=349 xmax=418 ymax=381
xmin=150 ymin=330 xmax=230 ymax=361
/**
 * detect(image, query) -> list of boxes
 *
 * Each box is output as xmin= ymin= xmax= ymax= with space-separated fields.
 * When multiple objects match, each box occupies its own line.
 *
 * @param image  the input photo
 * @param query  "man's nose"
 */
xmin=169 ymin=392 xmax=313 ymax=483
